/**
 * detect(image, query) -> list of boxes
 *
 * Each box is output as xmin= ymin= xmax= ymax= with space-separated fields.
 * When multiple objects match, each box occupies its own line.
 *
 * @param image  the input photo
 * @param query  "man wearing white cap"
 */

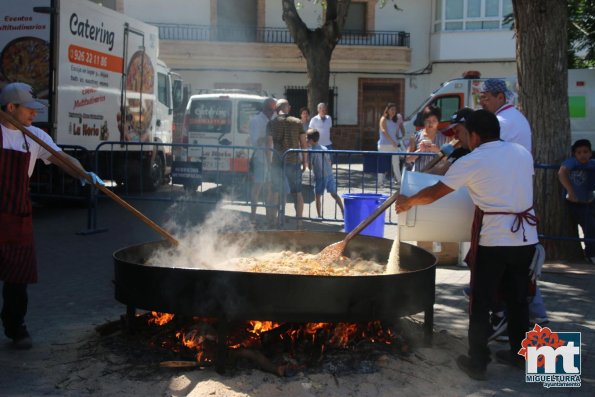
xmin=0 ymin=82 xmax=103 ymax=349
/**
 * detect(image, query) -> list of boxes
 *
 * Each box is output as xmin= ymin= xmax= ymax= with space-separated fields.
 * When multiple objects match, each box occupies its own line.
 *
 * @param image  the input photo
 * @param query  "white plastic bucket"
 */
xmin=397 ymin=169 xmax=475 ymax=243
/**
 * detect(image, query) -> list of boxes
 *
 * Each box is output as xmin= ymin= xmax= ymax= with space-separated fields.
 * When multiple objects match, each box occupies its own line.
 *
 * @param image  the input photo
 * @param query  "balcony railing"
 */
xmin=154 ymin=23 xmax=410 ymax=47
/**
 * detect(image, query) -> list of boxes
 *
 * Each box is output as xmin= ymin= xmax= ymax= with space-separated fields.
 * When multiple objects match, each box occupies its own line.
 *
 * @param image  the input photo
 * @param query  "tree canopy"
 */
xmin=568 ymin=0 xmax=595 ymax=67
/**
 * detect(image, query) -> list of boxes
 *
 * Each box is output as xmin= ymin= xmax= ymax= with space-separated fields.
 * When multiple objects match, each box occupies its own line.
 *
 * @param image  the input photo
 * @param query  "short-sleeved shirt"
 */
xmin=496 ymin=104 xmax=532 ymax=152
xmin=267 ymin=113 xmax=305 ymax=164
xmin=249 ymin=111 xmax=270 ymax=148
xmin=377 ymin=115 xmax=404 ymax=146
xmin=309 ymin=143 xmax=333 ymax=179
xmin=442 ymin=140 xmax=538 ymax=247
xmin=561 ymin=157 xmax=595 ymax=202
xmin=308 ymin=114 xmax=332 ymax=146
xmin=1 ymin=124 xmax=61 ymax=176
xmin=411 ymin=130 xmax=449 ymax=172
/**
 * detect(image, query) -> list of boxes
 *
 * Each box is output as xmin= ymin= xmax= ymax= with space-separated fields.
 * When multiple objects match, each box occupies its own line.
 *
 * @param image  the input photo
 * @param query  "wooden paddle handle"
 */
xmin=0 ymin=109 xmax=179 ymax=247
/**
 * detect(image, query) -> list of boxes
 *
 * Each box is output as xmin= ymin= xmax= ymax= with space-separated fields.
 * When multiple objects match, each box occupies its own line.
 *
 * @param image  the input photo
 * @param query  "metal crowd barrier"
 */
xmin=27 ymin=141 xmax=595 ymax=251
xmin=277 ymin=148 xmax=428 ymax=227
xmin=534 ymin=162 xmax=595 ymax=247
xmin=30 ymin=144 xmax=91 ymax=200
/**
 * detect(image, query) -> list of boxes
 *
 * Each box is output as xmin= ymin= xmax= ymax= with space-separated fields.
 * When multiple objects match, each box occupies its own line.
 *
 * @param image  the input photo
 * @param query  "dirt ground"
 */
xmin=1 ymin=200 xmax=592 ymax=396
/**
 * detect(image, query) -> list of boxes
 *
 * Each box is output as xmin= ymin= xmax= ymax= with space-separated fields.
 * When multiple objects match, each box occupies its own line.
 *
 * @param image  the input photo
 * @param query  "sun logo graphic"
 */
xmin=519 ymin=324 xmax=581 ymax=388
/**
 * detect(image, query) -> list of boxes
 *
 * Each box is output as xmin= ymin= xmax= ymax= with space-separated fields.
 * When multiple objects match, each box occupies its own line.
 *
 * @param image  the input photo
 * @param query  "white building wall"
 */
xmin=122 ymin=0 xmax=210 ymax=25
xmin=431 ymin=30 xmax=516 ymax=61
xmin=119 ymin=0 xmax=518 ymax=126
xmin=376 ymin=0 xmax=433 ymax=72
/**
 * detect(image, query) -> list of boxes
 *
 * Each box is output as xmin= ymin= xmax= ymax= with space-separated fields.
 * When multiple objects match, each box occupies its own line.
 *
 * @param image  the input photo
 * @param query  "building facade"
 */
xmin=118 ymin=0 xmax=517 ymax=150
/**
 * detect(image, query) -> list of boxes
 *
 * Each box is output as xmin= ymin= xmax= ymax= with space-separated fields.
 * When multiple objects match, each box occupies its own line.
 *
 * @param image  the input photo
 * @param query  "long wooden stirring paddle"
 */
xmin=0 ymin=109 xmax=179 ymax=247
xmin=317 ymin=190 xmax=400 ymax=265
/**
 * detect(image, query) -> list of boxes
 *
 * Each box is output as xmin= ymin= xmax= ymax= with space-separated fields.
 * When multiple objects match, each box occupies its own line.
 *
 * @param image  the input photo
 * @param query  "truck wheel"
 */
xmin=143 ymin=155 xmax=164 ymax=192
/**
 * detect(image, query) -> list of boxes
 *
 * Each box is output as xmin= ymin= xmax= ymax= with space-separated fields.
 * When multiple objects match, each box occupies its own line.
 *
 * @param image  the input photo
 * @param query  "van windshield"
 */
xmin=187 ymin=99 xmax=232 ymax=133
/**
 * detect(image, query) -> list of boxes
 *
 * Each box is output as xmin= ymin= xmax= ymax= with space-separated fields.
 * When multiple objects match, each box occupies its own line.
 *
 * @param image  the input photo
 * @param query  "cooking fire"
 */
xmin=113 ymin=232 xmax=437 ymax=375
xmin=143 ymin=311 xmax=410 ymax=376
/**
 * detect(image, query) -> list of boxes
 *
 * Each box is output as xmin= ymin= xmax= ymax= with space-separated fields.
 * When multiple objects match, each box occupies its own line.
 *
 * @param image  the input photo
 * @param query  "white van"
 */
xmin=403 ymin=70 xmax=595 ymax=145
xmin=403 ymin=71 xmax=516 ymax=135
xmin=181 ymin=92 xmax=269 ymax=183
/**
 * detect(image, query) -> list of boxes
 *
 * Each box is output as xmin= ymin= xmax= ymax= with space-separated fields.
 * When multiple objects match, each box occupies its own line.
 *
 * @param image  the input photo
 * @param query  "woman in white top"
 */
xmin=377 ymin=103 xmax=406 ymax=185
xmin=406 ymin=106 xmax=448 ymax=172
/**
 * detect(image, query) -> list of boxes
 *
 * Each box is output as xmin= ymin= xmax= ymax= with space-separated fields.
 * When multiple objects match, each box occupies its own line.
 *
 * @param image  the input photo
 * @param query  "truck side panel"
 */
xmin=55 ymin=0 xmax=160 ymax=149
xmin=0 ymin=0 xmax=52 ymax=126
xmin=568 ymin=69 xmax=595 ymax=145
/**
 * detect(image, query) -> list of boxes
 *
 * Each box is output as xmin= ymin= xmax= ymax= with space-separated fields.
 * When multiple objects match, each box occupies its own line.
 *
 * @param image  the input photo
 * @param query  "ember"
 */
xmin=144 ymin=312 xmax=409 ymax=375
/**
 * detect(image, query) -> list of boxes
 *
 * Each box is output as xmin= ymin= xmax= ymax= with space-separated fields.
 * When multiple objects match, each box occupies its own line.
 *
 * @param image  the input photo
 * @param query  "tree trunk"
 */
xmin=281 ymin=0 xmax=350 ymax=113
xmin=513 ymin=0 xmax=583 ymax=260
xmin=305 ymin=44 xmax=332 ymax=113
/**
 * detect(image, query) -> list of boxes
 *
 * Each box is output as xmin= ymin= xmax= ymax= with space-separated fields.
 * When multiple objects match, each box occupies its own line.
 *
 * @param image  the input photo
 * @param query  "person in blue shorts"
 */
xmin=558 ymin=139 xmax=595 ymax=263
xmin=307 ymin=129 xmax=344 ymax=219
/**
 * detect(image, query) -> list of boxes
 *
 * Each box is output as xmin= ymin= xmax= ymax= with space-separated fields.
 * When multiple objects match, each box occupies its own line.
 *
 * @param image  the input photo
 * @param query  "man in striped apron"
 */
xmin=396 ymin=110 xmax=538 ymax=381
xmin=1 ymin=82 xmax=100 ymax=349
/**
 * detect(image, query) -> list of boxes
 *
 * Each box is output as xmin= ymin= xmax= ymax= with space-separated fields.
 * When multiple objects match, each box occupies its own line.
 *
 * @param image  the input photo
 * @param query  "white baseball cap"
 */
xmin=0 ymin=82 xmax=46 ymax=110
xmin=276 ymin=98 xmax=289 ymax=110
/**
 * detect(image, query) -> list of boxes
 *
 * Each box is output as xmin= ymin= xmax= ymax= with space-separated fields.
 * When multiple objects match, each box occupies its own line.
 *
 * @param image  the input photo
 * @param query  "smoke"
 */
xmin=147 ymin=198 xmax=256 ymax=270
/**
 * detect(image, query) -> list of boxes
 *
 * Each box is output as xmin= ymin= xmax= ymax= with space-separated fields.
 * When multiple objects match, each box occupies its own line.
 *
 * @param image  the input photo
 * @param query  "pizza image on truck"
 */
xmin=0 ymin=0 xmax=185 ymax=192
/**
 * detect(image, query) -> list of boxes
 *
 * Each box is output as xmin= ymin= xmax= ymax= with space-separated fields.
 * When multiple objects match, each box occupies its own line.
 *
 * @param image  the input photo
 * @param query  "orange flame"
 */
xmin=247 ymin=320 xmax=281 ymax=335
xmin=147 ymin=315 xmax=399 ymax=365
xmin=149 ymin=311 xmax=175 ymax=325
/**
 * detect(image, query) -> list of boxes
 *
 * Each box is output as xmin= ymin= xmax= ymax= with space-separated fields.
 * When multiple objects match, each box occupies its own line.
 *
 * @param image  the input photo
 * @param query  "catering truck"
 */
xmin=0 ymin=0 xmax=184 ymax=191
xmin=404 ymin=70 xmax=595 ymax=146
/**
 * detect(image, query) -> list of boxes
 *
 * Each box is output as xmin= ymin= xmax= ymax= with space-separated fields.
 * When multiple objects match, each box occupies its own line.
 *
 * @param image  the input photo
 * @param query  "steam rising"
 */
xmin=145 ymin=199 xmax=401 ymax=275
xmin=148 ymin=200 xmax=256 ymax=270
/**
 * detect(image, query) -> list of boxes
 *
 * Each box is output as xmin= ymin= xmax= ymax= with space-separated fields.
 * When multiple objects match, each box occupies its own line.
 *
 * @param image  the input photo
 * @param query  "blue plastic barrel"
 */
xmin=342 ymin=193 xmax=389 ymax=238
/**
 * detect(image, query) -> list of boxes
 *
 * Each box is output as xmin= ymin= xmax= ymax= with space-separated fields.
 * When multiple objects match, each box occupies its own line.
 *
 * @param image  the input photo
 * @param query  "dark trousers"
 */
xmin=1 ymin=282 xmax=28 ymax=337
xmin=568 ymin=201 xmax=595 ymax=257
xmin=468 ymin=245 xmax=535 ymax=369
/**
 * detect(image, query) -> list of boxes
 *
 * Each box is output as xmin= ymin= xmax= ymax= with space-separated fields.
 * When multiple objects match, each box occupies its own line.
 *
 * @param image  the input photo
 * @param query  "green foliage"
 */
xmin=568 ymin=0 xmax=595 ymax=68
xmin=502 ymin=1 xmax=593 ymax=68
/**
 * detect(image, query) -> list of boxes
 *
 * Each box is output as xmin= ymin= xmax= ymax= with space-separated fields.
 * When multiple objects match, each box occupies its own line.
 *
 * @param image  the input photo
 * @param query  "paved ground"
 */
xmin=0 ymin=193 xmax=593 ymax=396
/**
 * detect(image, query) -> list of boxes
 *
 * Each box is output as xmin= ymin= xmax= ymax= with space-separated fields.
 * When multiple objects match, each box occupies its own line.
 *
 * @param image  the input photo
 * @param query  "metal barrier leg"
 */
xmin=77 ymin=185 xmax=108 ymax=235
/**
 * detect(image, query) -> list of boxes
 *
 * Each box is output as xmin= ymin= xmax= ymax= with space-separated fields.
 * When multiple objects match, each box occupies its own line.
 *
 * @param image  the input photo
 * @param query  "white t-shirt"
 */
xmin=249 ymin=111 xmax=272 ymax=147
xmin=442 ymin=140 xmax=538 ymax=247
xmin=308 ymin=114 xmax=333 ymax=146
xmin=496 ymin=105 xmax=532 ymax=152
xmin=1 ymin=124 xmax=61 ymax=176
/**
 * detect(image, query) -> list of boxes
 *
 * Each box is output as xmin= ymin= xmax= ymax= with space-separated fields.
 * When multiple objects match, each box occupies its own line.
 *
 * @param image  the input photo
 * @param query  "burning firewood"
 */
xmin=229 ymin=348 xmax=286 ymax=377
xmin=159 ymin=360 xmax=201 ymax=369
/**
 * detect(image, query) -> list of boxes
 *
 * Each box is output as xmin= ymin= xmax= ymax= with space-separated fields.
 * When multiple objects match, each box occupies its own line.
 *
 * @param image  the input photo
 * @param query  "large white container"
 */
xmin=397 ymin=169 xmax=475 ymax=243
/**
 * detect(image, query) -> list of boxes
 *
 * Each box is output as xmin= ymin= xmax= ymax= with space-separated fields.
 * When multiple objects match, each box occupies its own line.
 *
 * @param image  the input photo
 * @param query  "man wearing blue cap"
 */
xmin=479 ymin=78 xmax=532 ymax=152
xmin=0 ymin=82 xmax=103 ymax=349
